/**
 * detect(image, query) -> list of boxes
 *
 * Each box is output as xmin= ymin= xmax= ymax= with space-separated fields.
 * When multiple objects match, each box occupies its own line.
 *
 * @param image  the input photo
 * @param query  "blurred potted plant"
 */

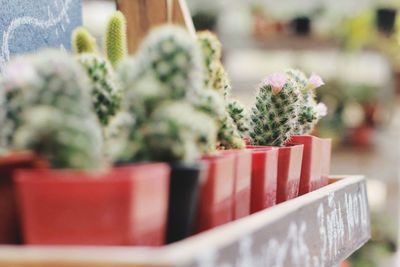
xmin=376 ymin=7 xmax=397 ymax=35
xmin=110 ymin=25 xmax=223 ymax=243
xmin=0 ymin=49 xmax=170 ymax=246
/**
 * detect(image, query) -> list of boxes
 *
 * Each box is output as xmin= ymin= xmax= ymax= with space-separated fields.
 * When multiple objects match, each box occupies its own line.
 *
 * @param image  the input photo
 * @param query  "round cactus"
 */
xmin=137 ymin=25 xmax=204 ymax=99
xmin=0 ymin=49 xmax=103 ymax=169
xmin=227 ymin=98 xmax=249 ymax=138
xmin=249 ymin=73 xmax=300 ymax=146
xmin=77 ymin=53 xmax=121 ymax=126
xmin=72 ymin=26 xmax=98 ymax=54
xmin=105 ymin=11 xmax=128 ymax=69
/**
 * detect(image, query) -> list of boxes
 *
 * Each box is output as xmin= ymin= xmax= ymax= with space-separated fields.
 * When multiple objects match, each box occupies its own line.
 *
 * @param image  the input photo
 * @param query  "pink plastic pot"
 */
xmin=196 ymin=154 xmax=235 ymax=232
xmin=221 ymin=150 xmax=252 ymax=220
xmin=15 ymin=163 xmax=170 ymax=246
xmin=0 ymin=152 xmax=46 ymax=244
xmin=288 ymin=136 xmax=331 ymax=195
xmin=246 ymin=146 xmax=278 ymax=213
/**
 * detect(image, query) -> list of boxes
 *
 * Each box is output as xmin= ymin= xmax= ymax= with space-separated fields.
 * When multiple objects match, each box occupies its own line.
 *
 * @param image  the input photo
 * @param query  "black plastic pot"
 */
xmin=166 ymin=163 xmax=206 ymax=244
xmin=376 ymin=8 xmax=397 ymax=34
xmin=291 ymin=16 xmax=311 ymax=36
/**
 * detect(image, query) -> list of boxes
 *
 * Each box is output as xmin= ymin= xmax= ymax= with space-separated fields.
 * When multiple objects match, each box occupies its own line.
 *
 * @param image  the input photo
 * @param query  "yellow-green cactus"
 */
xmin=72 ymin=26 xmax=98 ymax=54
xmin=105 ymin=11 xmax=128 ymax=69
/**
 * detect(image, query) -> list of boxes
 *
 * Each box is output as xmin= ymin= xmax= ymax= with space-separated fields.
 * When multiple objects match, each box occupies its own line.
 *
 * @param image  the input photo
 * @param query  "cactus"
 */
xmin=105 ymin=11 xmax=128 ymax=69
xmin=137 ymin=25 xmax=204 ymax=99
xmin=249 ymin=73 xmax=300 ymax=146
xmin=286 ymin=69 xmax=326 ymax=135
xmin=227 ymin=99 xmax=249 ymax=138
xmin=72 ymin=26 xmax=98 ymax=54
xmin=197 ymin=31 xmax=222 ymax=89
xmin=0 ymin=49 xmax=103 ymax=169
xmin=77 ymin=53 xmax=121 ymax=125
xmin=218 ymin=113 xmax=245 ymax=149
xmin=13 ymin=106 xmax=103 ymax=169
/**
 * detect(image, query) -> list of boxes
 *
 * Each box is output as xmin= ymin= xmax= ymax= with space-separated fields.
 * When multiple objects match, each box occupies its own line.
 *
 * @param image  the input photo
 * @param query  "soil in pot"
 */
xmin=166 ymin=163 xmax=207 ymax=244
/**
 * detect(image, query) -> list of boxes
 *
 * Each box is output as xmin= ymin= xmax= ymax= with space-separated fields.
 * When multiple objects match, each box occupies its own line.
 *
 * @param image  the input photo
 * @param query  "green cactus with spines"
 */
xmin=72 ymin=26 xmax=98 ymax=54
xmin=0 ymin=49 xmax=103 ymax=169
xmin=227 ymin=98 xmax=249 ymax=138
xmin=105 ymin=11 xmax=128 ymax=69
xmin=218 ymin=113 xmax=245 ymax=149
xmin=249 ymin=73 xmax=300 ymax=146
xmin=138 ymin=25 xmax=204 ymax=99
xmin=286 ymin=69 xmax=324 ymax=135
xmin=77 ymin=53 xmax=121 ymax=126
xmin=197 ymin=31 xmax=222 ymax=88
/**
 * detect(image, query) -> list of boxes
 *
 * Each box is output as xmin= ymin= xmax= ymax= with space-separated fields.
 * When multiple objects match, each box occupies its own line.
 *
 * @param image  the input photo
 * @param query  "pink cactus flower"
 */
xmin=316 ymin=102 xmax=328 ymax=117
xmin=263 ymin=73 xmax=287 ymax=94
xmin=308 ymin=73 xmax=325 ymax=90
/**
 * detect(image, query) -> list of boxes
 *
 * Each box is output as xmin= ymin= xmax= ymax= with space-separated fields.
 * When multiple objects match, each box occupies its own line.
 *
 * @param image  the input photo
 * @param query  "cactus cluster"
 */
xmin=249 ymin=70 xmax=326 ymax=146
xmin=0 ymin=50 xmax=103 ymax=169
xmin=196 ymin=31 xmax=245 ymax=149
xmin=226 ymin=99 xmax=249 ymax=138
xmin=71 ymin=11 xmax=127 ymax=127
xmin=109 ymin=25 xmax=218 ymax=164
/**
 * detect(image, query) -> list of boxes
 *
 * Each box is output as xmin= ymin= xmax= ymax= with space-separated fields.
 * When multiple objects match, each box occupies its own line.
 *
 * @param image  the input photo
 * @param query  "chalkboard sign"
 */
xmin=0 ymin=0 xmax=82 ymax=71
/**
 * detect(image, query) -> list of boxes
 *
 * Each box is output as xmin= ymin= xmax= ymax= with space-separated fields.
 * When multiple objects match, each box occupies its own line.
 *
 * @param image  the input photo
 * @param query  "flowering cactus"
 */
xmin=249 ymin=73 xmax=300 ymax=146
xmin=77 ymin=53 xmax=121 ymax=126
xmin=105 ymin=11 xmax=128 ymax=69
xmin=72 ymin=26 xmax=98 ymax=54
xmin=227 ymin=99 xmax=249 ymax=138
xmin=286 ymin=69 xmax=326 ymax=135
xmin=0 ymin=50 xmax=103 ymax=169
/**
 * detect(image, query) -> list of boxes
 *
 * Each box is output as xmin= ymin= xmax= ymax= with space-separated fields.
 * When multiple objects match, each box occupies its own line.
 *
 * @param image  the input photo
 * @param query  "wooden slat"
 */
xmin=0 ymin=176 xmax=370 ymax=267
xmin=116 ymin=0 xmax=195 ymax=53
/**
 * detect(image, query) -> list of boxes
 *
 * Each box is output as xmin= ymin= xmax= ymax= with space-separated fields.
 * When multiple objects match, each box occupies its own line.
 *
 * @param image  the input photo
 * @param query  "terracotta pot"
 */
xmin=0 ymin=151 xmax=46 ymax=244
xmin=166 ymin=163 xmax=206 ymax=244
xmin=196 ymin=154 xmax=235 ymax=232
xmin=288 ymin=136 xmax=331 ymax=195
xmin=221 ymin=150 xmax=252 ymax=220
xmin=246 ymin=146 xmax=278 ymax=213
xmin=15 ymin=163 xmax=170 ymax=246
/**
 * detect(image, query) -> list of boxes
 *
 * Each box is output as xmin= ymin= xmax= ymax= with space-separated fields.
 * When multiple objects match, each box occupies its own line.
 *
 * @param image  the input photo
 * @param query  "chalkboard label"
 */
xmin=0 ymin=0 xmax=82 ymax=71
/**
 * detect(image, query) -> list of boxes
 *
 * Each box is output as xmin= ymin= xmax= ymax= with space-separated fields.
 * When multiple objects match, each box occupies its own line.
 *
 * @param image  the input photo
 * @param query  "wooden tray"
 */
xmin=0 ymin=175 xmax=370 ymax=267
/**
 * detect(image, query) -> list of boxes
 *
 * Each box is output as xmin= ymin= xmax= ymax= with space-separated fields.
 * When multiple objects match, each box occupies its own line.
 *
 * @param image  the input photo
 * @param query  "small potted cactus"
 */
xmin=284 ymin=69 xmax=331 ymax=195
xmin=248 ymin=73 xmax=304 ymax=204
xmin=0 ymin=50 xmax=170 ymax=246
xmin=196 ymin=31 xmax=252 ymax=222
xmin=111 ymin=25 xmax=225 ymax=243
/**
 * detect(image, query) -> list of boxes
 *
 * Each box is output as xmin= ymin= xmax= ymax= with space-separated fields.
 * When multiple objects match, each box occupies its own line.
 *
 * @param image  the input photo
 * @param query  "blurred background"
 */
xmin=83 ymin=0 xmax=400 ymax=266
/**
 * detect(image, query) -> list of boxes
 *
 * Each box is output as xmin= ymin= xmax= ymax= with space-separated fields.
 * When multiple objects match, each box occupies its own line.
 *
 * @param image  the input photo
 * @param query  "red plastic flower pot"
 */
xmin=221 ymin=150 xmax=252 ymax=220
xmin=246 ymin=146 xmax=278 ymax=213
xmin=288 ymin=136 xmax=332 ymax=195
xmin=0 ymin=151 xmax=46 ymax=244
xmin=196 ymin=154 xmax=235 ymax=232
xmin=276 ymin=144 xmax=303 ymax=203
xmin=15 ymin=163 xmax=170 ymax=246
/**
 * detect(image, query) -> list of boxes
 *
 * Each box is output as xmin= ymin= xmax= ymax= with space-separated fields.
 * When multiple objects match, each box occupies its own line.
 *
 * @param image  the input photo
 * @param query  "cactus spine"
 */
xmin=72 ymin=26 xmax=98 ymax=54
xmin=105 ymin=11 xmax=128 ymax=69
xmin=249 ymin=73 xmax=300 ymax=146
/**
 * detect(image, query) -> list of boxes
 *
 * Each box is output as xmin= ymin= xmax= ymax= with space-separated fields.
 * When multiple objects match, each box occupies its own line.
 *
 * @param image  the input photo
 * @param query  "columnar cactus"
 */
xmin=0 ymin=50 xmax=103 ymax=169
xmin=105 ymin=11 xmax=128 ymax=69
xmin=249 ymin=73 xmax=300 ymax=146
xmin=227 ymin=98 xmax=249 ymax=138
xmin=77 ymin=53 xmax=121 ymax=126
xmin=197 ymin=31 xmax=222 ymax=89
xmin=72 ymin=27 xmax=98 ymax=54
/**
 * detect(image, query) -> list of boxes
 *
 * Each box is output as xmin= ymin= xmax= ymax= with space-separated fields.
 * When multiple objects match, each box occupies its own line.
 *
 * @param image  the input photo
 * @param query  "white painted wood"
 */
xmin=0 ymin=175 xmax=370 ymax=267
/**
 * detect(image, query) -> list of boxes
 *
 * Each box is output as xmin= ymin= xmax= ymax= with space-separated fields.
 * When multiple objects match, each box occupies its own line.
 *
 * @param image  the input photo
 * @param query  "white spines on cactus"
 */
xmin=249 ymin=73 xmax=300 ymax=146
xmin=137 ymin=25 xmax=204 ymax=99
xmin=227 ymin=98 xmax=249 ymax=138
xmin=77 ymin=53 xmax=121 ymax=126
xmin=0 ymin=49 xmax=103 ymax=169
xmin=197 ymin=31 xmax=222 ymax=89
xmin=218 ymin=112 xmax=245 ymax=149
